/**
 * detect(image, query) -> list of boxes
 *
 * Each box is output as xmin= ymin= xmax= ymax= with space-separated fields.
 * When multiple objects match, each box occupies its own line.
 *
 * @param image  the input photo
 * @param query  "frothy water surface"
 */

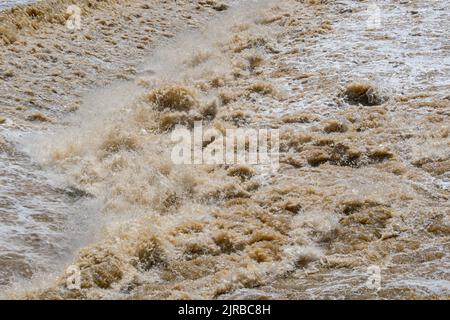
xmin=0 ymin=0 xmax=448 ymax=299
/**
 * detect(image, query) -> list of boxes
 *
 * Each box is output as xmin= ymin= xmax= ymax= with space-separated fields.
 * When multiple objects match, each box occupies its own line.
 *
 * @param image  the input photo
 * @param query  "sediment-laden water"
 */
xmin=0 ymin=1 xmax=37 ymax=11
xmin=0 ymin=0 xmax=448 ymax=299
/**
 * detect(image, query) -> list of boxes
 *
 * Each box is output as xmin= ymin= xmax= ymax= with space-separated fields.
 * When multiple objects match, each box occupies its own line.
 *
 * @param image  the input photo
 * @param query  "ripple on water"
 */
xmin=0 ymin=149 xmax=93 ymax=289
xmin=0 ymin=1 xmax=38 ymax=11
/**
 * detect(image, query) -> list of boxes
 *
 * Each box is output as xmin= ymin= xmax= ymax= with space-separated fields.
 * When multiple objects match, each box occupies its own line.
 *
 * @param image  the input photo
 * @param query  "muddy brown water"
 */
xmin=0 ymin=0 xmax=449 ymax=299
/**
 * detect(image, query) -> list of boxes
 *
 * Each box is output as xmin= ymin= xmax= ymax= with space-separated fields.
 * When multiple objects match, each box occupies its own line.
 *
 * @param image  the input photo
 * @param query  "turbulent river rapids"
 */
xmin=0 ymin=0 xmax=449 ymax=299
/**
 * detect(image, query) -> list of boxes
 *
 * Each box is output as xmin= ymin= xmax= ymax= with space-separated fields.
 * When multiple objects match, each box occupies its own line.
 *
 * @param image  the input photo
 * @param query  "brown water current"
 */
xmin=0 ymin=0 xmax=449 ymax=299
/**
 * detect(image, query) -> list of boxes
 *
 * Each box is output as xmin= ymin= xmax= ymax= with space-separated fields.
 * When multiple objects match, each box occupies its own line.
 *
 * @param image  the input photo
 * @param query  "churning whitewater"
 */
xmin=0 ymin=0 xmax=449 ymax=299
